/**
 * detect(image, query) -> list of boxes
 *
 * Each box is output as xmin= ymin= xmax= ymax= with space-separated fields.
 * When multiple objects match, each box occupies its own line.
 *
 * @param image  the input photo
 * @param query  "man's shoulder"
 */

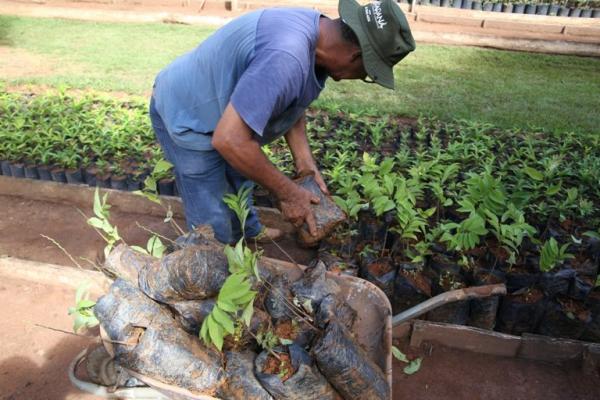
xmin=256 ymin=8 xmax=320 ymax=69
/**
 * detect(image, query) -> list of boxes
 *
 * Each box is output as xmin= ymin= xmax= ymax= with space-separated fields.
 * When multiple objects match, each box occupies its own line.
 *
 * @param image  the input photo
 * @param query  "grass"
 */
xmin=0 ymin=14 xmax=599 ymax=134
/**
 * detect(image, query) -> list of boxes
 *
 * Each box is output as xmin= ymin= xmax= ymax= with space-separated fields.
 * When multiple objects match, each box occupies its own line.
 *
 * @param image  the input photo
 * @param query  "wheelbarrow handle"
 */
xmin=392 ymin=283 xmax=507 ymax=327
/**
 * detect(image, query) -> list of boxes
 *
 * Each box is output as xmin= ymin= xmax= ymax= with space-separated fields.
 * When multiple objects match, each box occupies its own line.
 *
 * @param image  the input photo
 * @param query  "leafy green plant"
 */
xmin=199 ymin=187 xmax=262 ymax=351
xmin=539 ymin=237 xmax=574 ymax=272
xmin=87 ymin=188 xmax=122 ymax=259
xmin=131 ymin=236 xmax=167 ymax=258
xmin=136 ymin=158 xmax=173 ymax=204
xmin=68 ymin=282 xmax=99 ymax=333
xmin=223 ymin=185 xmax=252 ymax=239
xmin=440 ymin=213 xmax=488 ymax=252
xmin=485 ymin=205 xmax=536 ymax=265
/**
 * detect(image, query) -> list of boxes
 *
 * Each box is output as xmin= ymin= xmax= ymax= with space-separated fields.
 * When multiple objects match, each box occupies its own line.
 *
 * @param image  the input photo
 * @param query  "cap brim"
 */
xmin=339 ymin=0 xmax=395 ymax=89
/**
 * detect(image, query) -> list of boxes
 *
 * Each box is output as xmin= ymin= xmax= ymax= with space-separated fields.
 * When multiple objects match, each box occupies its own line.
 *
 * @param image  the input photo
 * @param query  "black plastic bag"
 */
xmin=505 ymin=269 xmax=539 ymax=293
xmin=496 ymin=289 xmax=546 ymax=336
xmin=104 ymin=244 xmax=154 ymax=283
xmin=313 ymin=321 xmax=389 ymax=400
xmin=138 ymin=243 xmax=229 ymax=303
xmin=427 ymin=271 xmax=469 ymax=325
xmin=295 ymin=172 xmax=346 ymax=247
xmin=170 ymin=299 xmax=215 ymax=334
xmin=582 ymin=290 xmax=600 ymax=343
xmin=359 ymin=257 xmax=396 ymax=299
xmin=468 ymin=268 xmax=505 ymax=330
xmin=264 ymin=272 xmax=294 ymax=322
xmin=291 ymin=260 xmax=340 ymax=308
xmin=539 ymin=269 xmax=575 ymax=298
xmin=392 ymin=263 xmax=431 ymax=315
xmin=314 ymin=294 xmax=357 ymax=331
xmin=568 ymin=275 xmax=593 ymax=301
xmin=317 ymin=252 xmax=359 ymax=277
xmin=94 ymin=279 xmax=225 ymax=395
xmin=254 ymin=345 xmax=338 ymax=400
xmin=537 ymin=298 xmax=591 ymax=340
xmin=220 ymin=351 xmax=273 ymax=400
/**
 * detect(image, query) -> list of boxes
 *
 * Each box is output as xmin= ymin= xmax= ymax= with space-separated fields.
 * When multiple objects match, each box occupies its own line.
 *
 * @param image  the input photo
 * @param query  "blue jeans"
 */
xmin=149 ymin=98 xmax=263 ymax=244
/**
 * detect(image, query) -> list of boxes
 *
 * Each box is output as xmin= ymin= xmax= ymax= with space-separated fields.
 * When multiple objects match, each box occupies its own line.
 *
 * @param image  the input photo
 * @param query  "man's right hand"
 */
xmin=278 ymin=184 xmax=320 ymax=237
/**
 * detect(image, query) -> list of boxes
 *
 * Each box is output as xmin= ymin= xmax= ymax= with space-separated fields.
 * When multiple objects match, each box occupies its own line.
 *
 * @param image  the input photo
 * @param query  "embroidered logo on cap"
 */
xmin=372 ymin=1 xmax=388 ymax=30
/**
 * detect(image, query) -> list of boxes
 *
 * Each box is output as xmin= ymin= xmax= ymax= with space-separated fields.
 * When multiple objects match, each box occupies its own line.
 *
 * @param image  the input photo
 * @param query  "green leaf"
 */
xmin=212 ymin=307 xmax=235 ymax=335
xmin=77 ymin=299 xmax=96 ymax=309
xmin=217 ymin=299 xmax=237 ymax=313
xmin=403 ymin=358 xmax=422 ymax=375
xmin=392 ymin=346 xmax=409 ymax=363
xmin=153 ymin=159 xmax=173 ymax=174
xmin=131 ymin=245 xmax=149 ymax=255
xmin=241 ymin=298 xmax=255 ymax=327
xmin=93 ymin=188 xmax=103 ymax=217
xmin=233 ymin=290 xmax=257 ymax=305
xmin=545 ymin=184 xmax=561 ymax=196
xmin=218 ymin=273 xmax=246 ymax=301
xmin=523 ymin=167 xmax=544 ymax=181
xmin=207 ymin=314 xmax=224 ymax=351
xmin=200 ymin=318 xmax=209 ymax=343
xmin=87 ymin=217 xmax=105 ymax=230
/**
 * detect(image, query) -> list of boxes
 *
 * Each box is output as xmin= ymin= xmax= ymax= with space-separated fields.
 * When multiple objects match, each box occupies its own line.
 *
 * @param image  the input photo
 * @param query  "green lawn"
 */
xmin=1 ymin=14 xmax=599 ymax=134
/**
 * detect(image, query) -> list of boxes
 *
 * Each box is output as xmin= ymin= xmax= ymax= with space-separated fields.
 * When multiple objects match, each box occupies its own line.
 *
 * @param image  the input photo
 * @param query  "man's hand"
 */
xmin=212 ymin=103 xmax=321 ymax=236
xmin=279 ymin=184 xmax=320 ymax=236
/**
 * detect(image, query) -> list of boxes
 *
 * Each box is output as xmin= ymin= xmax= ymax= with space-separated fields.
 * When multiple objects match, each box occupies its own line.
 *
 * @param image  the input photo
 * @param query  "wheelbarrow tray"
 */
xmin=99 ymin=255 xmax=393 ymax=400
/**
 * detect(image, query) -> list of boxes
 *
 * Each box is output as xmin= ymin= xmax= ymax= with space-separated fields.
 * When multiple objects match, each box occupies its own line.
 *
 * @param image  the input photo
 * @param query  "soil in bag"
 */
xmin=359 ymin=256 xmax=396 ymax=299
xmin=254 ymin=345 xmax=338 ymax=400
xmin=392 ymin=262 xmax=431 ymax=315
xmin=317 ymin=251 xmax=358 ymax=277
xmin=221 ymin=351 xmax=273 ymax=400
xmin=496 ymin=288 xmax=546 ymax=335
xmin=314 ymin=320 xmax=389 ymax=400
xmin=427 ymin=270 xmax=469 ymax=325
xmin=294 ymin=171 xmax=346 ymax=247
xmin=138 ymin=239 xmax=229 ymax=303
xmin=468 ymin=268 xmax=505 ymax=330
xmin=537 ymin=296 xmax=591 ymax=340
xmin=94 ymin=278 xmax=225 ymax=395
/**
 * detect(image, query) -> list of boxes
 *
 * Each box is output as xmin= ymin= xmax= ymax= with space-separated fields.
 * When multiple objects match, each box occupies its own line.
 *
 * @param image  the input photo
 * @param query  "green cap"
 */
xmin=339 ymin=0 xmax=416 ymax=89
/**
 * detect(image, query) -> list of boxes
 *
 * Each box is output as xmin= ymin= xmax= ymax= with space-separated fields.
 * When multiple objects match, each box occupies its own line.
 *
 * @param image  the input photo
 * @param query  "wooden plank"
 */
xmin=518 ymin=333 xmax=585 ymax=365
xmin=410 ymin=320 xmax=521 ymax=357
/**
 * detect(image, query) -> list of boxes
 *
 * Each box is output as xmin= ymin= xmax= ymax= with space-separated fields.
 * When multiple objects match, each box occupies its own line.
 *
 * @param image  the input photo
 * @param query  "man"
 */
xmin=150 ymin=0 xmax=415 ymax=244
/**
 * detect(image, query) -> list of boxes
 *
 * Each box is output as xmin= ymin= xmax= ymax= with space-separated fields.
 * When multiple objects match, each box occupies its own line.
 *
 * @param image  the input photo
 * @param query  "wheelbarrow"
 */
xmin=69 ymin=255 xmax=506 ymax=399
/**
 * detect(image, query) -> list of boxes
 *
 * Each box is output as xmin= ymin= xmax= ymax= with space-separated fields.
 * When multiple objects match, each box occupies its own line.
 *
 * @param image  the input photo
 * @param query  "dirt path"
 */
xmin=0 ymin=274 xmax=103 ymax=400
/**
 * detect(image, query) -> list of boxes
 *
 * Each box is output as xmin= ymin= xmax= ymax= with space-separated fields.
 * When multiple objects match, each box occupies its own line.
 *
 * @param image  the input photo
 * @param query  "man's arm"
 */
xmin=285 ymin=113 xmax=329 ymax=195
xmin=212 ymin=103 xmax=319 ymax=235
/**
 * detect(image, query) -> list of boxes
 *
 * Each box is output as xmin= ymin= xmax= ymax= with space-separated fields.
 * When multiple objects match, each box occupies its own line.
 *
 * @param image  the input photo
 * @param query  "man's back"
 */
xmin=152 ymin=8 xmax=326 ymax=151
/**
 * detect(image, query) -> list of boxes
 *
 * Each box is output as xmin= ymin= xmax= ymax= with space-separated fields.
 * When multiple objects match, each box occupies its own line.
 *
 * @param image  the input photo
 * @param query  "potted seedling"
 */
xmin=110 ymin=163 xmax=128 ymax=191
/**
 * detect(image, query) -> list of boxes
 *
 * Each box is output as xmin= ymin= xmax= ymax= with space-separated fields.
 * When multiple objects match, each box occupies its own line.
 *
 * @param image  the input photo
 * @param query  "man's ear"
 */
xmin=350 ymin=49 xmax=362 ymax=63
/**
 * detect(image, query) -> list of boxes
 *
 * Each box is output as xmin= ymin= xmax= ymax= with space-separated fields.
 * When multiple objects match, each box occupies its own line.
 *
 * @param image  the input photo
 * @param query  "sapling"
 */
xmin=539 ymin=237 xmax=574 ymax=272
xmin=200 ymin=187 xmax=262 ymax=351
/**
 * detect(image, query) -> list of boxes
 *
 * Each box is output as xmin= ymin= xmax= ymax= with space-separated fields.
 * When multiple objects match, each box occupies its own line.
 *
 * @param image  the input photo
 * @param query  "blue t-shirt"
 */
xmin=152 ymin=8 xmax=327 ymax=151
